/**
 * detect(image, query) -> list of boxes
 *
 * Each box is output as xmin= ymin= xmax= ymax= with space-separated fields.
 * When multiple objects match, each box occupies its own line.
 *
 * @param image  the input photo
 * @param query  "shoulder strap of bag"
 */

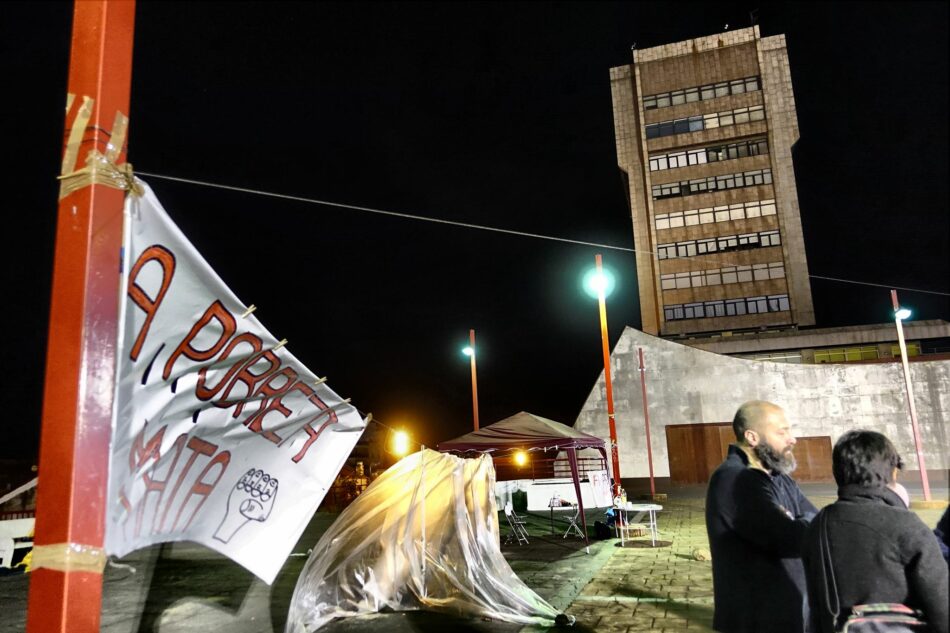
xmin=818 ymin=510 xmax=842 ymax=626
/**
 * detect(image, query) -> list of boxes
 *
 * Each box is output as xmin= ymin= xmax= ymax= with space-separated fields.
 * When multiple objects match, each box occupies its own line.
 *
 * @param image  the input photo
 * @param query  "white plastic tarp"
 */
xmin=286 ymin=449 xmax=560 ymax=632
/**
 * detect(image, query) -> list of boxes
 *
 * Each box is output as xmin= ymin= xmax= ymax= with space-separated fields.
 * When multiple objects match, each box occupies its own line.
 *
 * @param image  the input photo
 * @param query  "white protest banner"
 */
xmin=105 ymin=181 xmax=366 ymax=583
xmin=588 ymin=470 xmax=612 ymax=508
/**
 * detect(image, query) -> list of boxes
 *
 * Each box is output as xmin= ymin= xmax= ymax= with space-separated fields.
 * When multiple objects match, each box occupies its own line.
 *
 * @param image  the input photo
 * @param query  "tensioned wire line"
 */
xmin=135 ymin=170 xmax=950 ymax=298
xmin=136 ymin=171 xmax=631 ymax=253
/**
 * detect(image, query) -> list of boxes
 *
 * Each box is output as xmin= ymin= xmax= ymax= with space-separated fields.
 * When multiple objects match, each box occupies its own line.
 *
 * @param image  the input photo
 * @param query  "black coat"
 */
xmin=801 ymin=485 xmax=949 ymax=633
xmin=705 ymin=444 xmax=818 ymax=633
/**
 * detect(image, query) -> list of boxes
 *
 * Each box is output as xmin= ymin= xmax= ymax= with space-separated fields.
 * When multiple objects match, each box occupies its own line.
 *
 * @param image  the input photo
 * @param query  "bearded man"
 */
xmin=705 ymin=400 xmax=818 ymax=633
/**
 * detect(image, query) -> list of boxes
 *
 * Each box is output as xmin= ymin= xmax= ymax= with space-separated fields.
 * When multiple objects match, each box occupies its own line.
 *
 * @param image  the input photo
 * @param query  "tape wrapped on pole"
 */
xmin=31 ymin=542 xmax=108 ymax=574
xmin=58 ymin=105 xmax=141 ymax=199
xmin=58 ymin=150 xmax=143 ymax=200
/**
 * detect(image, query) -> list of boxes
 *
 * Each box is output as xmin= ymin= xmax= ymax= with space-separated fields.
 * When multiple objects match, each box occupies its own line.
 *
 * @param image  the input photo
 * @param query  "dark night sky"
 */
xmin=3 ymin=2 xmax=947 ymax=458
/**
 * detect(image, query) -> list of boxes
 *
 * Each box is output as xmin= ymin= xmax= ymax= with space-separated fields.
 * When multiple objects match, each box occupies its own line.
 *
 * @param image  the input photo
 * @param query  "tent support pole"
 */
xmin=567 ymin=448 xmax=590 ymax=551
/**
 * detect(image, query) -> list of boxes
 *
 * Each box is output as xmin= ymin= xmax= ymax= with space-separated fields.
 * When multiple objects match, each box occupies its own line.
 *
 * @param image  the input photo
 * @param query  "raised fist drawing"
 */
xmin=213 ymin=468 xmax=279 ymax=543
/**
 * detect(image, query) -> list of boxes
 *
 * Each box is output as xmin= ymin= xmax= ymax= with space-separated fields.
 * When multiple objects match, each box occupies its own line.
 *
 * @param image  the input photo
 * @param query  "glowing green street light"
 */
xmin=582 ymin=266 xmax=617 ymax=300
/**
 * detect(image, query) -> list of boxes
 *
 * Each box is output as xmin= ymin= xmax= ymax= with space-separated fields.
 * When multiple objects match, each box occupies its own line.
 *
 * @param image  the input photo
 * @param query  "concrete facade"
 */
xmin=610 ymin=26 xmax=815 ymax=337
xmin=574 ymin=327 xmax=950 ymax=479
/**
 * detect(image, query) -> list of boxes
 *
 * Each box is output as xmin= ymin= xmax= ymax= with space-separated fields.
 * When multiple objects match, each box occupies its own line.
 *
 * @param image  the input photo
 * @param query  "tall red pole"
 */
xmin=890 ymin=290 xmax=931 ymax=501
xmin=595 ymin=255 xmax=622 ymax=496
xmin=638 ymin=348 xmax=656 ymax=497
xmin=27 ymin=2 xmax=135 ymax=632
xmin=469 ymin=329 xmax=480 ymax=431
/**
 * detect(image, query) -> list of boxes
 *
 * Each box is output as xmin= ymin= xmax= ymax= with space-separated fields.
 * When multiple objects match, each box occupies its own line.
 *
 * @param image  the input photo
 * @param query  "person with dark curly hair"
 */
xmin=801 ymin=430 xmax=948 ymax=633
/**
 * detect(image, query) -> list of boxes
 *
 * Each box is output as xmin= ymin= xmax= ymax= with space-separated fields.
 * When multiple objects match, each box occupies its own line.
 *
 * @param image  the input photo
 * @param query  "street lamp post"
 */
xmin=586 ymin=254 xmax=622 ymax=496
xmin=463 ymin=329 xmax=480 ymax=431
xmin=890 ymin=290 xmax=931 ymax=502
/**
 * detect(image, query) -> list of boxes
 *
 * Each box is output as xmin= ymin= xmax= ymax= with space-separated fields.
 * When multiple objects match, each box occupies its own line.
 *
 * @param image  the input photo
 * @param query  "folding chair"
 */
xmin=504 ymin=501 xmax=529 ymax=545
xmin=562 ymin=503 xmax=584 ymax=538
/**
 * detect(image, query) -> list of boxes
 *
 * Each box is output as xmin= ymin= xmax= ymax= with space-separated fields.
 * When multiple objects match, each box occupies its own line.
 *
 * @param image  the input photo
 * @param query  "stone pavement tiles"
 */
xmin=553 ymin=499 xmax=717 ymax=633
xmin=537 ymin=494 xmax=946 ymax=633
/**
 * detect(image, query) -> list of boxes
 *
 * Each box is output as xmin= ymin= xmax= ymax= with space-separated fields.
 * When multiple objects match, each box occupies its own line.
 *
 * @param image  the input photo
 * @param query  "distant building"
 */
xmin=610 ymin=26 xmax=814 ymax=337
xmin=591 ymin=27 xmax=950 ymax=486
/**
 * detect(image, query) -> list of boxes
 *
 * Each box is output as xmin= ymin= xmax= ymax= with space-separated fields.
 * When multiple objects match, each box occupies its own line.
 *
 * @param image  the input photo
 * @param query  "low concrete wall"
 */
xmin=574 ymin=327 xmax=950 ymax=478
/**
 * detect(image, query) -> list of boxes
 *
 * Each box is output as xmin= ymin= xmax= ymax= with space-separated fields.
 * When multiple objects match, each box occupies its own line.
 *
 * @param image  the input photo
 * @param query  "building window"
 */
xmin=890 ymin=342 xmax=921 ymax=358
xmin=743 ymin=351 xmax=803 ymax=364
xmin=649 ymin=139 xmax=769 ymax=172
xmin=652 ymin=169 xmax=774 ymax=200
xmin=657 ymin=243 xmax=676 ymax=260
xmin=643 ymin=75 xmax=762 ymax=111
xmin=697 ymin=238 xmax=717 ymax=254
xmin=683 ymin=302 xmax=704 ymax=319
xmin=665 ymin=293 xmax=790 ymax=321
xmin=814 ymin=346 xmax=886 ymax=364
xmin=658 ymin=260 xmax=785 ymax=291
xmin=704 ymin=300 xmax=726 ymax=317
xmin=655 ymin=230 xmax=782 ymax=260
xmin=646 ymin=105 xmax=766 ymax=139
xmin=725 ymin=298 xmax=746 ymax=316
xmin=760 ymin=230 xmax=782 ymax=246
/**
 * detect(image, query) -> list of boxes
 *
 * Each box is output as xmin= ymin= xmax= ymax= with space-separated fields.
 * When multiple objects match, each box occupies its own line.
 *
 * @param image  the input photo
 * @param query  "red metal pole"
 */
xmin=27 ymin=2 xmax=135 ymax=632
xmin=595 ymin=255 xmax=622 ymax=496
xmin=890 ymin=290 xmax=931 ymax=501
xmin=638 ymin=347 xmax=656 ymax=497
xmin=469 ymin=329 xmax=480 ymax=431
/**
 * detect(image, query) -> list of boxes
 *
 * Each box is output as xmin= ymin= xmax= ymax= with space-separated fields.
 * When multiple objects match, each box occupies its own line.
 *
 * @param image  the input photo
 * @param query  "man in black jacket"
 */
xmin=705 ymin=400 xmax=818 ymax=632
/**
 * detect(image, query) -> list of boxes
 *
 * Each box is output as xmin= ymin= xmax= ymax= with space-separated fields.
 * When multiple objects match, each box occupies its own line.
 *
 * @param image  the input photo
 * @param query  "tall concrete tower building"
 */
xmin=610 ymin=26 xmax=815 ymax=337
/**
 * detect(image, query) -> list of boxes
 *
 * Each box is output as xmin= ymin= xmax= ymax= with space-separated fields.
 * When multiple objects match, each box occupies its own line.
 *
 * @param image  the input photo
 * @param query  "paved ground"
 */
xmin=1 ymin=484 xmax=945 ymax=632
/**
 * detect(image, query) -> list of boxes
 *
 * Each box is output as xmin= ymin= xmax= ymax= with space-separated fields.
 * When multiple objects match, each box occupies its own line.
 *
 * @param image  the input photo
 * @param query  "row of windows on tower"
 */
xmin=645 ymin=105 xmax=765 ymax=140
xmin=649 ymin=138 xmax=769 ymax=172
xmin=660 ymin=262 xmax=786 ymax=290
xmin=655 ymin=199 xmax=777 ymax=230
xmin=657 ymin=229 xmax=782 ymax=260
xmin=643 ymin=76 xmax=762 ymax=110
xmin=652 ymin=169 xmax=772 ymax=200
xmin=664 ymin=294 xmax=790 ymax=322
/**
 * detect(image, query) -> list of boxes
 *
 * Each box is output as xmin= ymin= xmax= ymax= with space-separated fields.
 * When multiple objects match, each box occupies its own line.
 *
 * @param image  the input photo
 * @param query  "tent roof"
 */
xmin=437 ymin=411 xmax=605 ymax=453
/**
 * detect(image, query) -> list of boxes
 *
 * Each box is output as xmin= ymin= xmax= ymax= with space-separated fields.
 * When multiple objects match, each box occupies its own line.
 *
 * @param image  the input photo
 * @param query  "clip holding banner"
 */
xmin=241 ymin=305 xmax=257 ymax=318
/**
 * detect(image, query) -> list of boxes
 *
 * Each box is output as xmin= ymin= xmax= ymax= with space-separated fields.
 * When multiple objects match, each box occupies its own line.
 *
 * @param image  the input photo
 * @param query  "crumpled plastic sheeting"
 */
xmin=286 ymin=449 xmax=560 ymax=632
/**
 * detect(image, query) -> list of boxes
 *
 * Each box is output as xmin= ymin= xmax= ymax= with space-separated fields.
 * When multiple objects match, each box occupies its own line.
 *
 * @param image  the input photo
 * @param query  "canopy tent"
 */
xmin=287 ymin=450 xmax=562 ymax=632
xmin=438 ymin=411 xmax=608 ymax=548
